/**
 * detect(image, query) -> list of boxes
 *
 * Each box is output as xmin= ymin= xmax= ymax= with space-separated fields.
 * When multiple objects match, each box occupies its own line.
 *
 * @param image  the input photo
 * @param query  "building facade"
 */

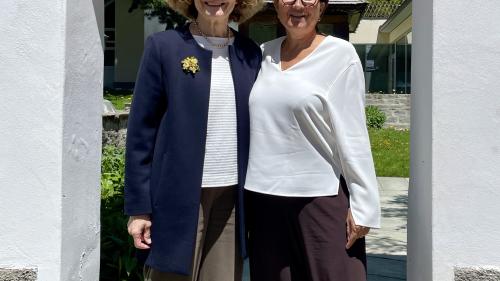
xmin=351 ymin=0 xmax=412 ymax=94
xmin=103 ymin=0 xmax=367 ymax=89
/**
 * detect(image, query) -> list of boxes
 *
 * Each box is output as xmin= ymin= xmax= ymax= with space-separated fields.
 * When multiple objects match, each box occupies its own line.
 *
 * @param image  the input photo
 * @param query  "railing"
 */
xmin=363 ymin=3 xmax=401 ymax=19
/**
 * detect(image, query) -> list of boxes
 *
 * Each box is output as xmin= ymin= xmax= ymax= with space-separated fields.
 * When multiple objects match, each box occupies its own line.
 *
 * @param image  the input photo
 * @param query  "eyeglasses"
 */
xmin=281 ymin=0 xmax=319 ymax=7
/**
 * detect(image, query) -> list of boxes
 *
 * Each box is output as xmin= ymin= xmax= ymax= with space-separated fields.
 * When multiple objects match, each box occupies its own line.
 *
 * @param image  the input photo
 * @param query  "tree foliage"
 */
xmin=366 ymin=0 xmax=403 ymax=4
xmin=129 ymin=0 xmax=188 ymax=28
xmin=129 ymin=0 xmax=404 ymax=26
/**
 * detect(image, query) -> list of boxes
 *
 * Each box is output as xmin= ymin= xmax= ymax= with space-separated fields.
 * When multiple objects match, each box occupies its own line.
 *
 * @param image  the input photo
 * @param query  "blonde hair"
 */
xmin=166 ymin=0 xmax=264 ymax=23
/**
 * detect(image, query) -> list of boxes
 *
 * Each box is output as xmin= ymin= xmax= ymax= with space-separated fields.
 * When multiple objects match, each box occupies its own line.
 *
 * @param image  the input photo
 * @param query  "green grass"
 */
xmin=369 ymin=128 xmax=410 ymax=178
xmin=104 ymin=89 xmax=133 ymax=110
xmin=101 ymin=92 xmax=410 ymax=177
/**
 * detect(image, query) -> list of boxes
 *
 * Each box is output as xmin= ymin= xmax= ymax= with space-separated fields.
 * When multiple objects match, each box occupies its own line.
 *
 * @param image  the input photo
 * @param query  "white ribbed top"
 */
xmin=193 ymin=35 xmax=238 ymax=188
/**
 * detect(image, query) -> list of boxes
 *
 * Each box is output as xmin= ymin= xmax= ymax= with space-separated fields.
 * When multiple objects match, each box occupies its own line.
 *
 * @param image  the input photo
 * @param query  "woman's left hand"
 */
xmin=346 ymin=208 xmax=370 ymax=249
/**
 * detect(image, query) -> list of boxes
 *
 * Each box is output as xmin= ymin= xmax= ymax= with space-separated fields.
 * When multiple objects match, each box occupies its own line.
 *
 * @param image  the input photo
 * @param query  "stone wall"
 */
xmin=454 ymin=267 xmax=500 ymax=281
xmin=103 ymin=112 xmax=129 ymax=147
xmin=103 ymin=94 xmax=411 ymax=147
xmin=365 ymin=94 xmax=410 ymax=129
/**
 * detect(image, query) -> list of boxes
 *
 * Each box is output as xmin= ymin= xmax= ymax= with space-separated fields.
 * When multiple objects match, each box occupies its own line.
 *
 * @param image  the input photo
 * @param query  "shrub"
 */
xmin=100 ymin=146 xmax=142 ymax=281
xmin=365 ymin=105 xmax=387 ymax=129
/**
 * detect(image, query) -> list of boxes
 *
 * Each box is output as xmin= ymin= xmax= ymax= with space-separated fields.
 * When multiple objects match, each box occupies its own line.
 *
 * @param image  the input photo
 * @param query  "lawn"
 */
xmin=102 ymin=91 xmax=410 ymax=178
xmin=104 ymin=89 xmax=133 ymax=110
xmin=368 ymin=128 xmax=410 ymax=178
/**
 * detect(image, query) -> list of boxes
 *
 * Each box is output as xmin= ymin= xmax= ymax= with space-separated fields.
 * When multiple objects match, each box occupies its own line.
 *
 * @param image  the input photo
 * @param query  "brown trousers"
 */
xmin=246 ymin=178 xmax=367 ymax=281
xmin=144 ymin=186 xmax=243 ymax=281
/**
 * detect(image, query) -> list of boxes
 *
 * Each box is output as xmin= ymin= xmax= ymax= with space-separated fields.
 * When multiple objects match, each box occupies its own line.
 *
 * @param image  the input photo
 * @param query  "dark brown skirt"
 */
xmin=246 ymin=177 xmax=367 ymax=281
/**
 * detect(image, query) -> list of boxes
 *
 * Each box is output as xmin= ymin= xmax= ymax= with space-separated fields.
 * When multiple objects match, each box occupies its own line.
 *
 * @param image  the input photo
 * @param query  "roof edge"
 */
xmin=379 ymin=0 xmax=412 ymax=33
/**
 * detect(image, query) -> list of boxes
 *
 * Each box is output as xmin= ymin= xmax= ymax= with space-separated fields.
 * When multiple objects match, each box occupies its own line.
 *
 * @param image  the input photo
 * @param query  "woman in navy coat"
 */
xmin=124 ymin=0 xmax=262 ymax=279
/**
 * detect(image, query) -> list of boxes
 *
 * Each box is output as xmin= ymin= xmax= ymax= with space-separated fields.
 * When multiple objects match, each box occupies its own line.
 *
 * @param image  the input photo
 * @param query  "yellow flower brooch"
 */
xmin=181 ymin=56 xmax=200 ymax=75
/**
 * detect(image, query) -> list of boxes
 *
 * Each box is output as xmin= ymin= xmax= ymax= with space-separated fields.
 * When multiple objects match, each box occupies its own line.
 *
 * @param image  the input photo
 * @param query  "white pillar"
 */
xmin=0 ymin=0 xmax=103 ymax=280
xmin=93 ymin=0 xmax=105 ymax=50
xmin=409 ymin=0 xmax=500 ymax=280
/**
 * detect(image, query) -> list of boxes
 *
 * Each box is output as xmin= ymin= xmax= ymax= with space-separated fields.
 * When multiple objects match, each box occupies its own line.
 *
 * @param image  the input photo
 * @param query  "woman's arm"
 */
xmin=327 ymin=60 xmax=381 ymax=229
xmin=124 ymin=35 xmax=167 ymax=216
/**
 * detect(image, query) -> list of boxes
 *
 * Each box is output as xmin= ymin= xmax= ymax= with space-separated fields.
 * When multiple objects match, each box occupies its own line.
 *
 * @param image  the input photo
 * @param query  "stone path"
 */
xmin=242 ymin=177 xmax=409 ymax=281
xmin=366 ymin=177 xmax=408 ymax=281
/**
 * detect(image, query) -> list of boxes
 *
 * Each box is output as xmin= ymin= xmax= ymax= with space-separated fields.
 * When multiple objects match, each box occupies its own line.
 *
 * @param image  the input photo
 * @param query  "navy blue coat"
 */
xmin=124 ymin=25 xmax=262 ymax=274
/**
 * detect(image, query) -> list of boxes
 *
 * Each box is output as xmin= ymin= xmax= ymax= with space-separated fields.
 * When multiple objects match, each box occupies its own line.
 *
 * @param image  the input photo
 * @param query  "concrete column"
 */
xmin=409 ymin=0 xmax=500 ymax=280
xmin=0 ymin=0 xmax=103 ymax=280
xmin=93 ymin=0 xmax=105 ymax=50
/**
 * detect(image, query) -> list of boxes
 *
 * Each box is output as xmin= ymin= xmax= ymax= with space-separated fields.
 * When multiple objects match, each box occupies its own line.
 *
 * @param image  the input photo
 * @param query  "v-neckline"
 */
xmin=278 ymin=36 xmax=331 ymax=72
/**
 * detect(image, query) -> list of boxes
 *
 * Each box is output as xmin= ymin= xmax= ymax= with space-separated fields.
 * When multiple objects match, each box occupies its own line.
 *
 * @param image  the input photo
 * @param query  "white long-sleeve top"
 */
xmin=245 ymin=36 xmax=381 ymax=228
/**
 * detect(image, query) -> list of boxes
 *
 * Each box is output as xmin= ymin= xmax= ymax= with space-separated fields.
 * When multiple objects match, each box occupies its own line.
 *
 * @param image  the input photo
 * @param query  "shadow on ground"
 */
xmin=368 ymin=254 xmax=406 ymax=281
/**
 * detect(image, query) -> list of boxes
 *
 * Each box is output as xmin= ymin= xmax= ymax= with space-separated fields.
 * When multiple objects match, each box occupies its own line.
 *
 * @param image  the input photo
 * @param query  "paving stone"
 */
xmin=454 ymin=267 xmax=500 ymax=281
xmin=0 ymin=269 xmax=37 ymax=281
xmin=378 ymin=177 xmax=409 ymax=191
xmin=367 ymin=178 xmax=409 ymax=280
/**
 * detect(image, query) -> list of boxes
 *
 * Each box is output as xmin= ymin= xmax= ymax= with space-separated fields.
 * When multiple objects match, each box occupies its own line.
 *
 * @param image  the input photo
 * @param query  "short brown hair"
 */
xmin=166 ymin=0 xmax=264 ymax=23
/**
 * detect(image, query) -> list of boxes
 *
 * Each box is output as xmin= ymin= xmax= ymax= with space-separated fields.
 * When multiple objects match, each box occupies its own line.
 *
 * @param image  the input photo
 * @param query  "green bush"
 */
xmin=365 ymin=105 xmax=387 ymax=129
xmin=100 ymin=146 xmax=142 ymax=281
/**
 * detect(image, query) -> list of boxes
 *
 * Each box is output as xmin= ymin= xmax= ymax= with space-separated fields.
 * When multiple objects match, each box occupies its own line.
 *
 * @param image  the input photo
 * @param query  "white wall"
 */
xmin=0 ymin=0 xmax=103 ymax=279
xmin=93 ymin=0 xmax=105 ymax=50
xmin=350 ymin=19 xmax=386 ymax=44
xmin=408 ymin=0 xmax=433 ymax=279
xmin=0 ymin=0 xmax=65 ymax=278
xmin=410 ymin=0 xmax=500 ymax=280
xmin=61 ymin=0 xmax=103 ymax=279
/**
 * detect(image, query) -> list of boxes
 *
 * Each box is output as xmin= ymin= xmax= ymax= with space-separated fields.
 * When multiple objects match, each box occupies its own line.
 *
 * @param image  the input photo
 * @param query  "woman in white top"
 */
xmin=244 ymin=0 xmax=381 ymax=279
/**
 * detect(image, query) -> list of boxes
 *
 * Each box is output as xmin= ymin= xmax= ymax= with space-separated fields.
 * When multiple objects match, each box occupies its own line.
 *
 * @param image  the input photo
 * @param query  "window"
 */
xmin=354 ymin=33 xmax=412 ymax=94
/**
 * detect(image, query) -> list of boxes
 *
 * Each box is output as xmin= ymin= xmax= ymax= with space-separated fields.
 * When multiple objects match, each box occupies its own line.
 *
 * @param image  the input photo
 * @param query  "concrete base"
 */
xmin=0 ymin=269 xmax=37 ymax=281
xmin=454 ymin=267 xmax=500 ymax=281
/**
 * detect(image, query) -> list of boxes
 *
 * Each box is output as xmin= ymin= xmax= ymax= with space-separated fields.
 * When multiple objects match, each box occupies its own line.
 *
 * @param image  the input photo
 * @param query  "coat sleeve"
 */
xmin=327 ymin=60 xmax=381 ymax=228
xmin=124 ymin=35 xmax=167 ymax=216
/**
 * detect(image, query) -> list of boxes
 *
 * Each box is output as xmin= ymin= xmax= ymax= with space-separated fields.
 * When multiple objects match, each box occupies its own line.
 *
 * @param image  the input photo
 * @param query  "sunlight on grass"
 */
xmin=369 ymin=128 xmax=410 ymax=177
xmin=104 ymin=89 xmax=133 ymax=110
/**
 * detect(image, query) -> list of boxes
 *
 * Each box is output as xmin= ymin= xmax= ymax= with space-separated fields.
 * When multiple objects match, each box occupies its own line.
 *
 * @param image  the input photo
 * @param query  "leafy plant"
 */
xmin=129 ymin=0 xmax=188 ymax=28
xmin=366 ymin=0 xmax=403 ymax=4
xmin=100 ymin=146 xmax=143 ymax=281
xmin=365 ymin=105 xmax=387 ymax=129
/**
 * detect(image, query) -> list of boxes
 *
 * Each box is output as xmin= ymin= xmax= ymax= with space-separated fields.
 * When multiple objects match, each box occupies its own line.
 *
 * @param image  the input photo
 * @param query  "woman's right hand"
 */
xmin=127 ymin=215 xmax=152 ymax=249
xmin=346 ymin=208 xmax=370 ymax=249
